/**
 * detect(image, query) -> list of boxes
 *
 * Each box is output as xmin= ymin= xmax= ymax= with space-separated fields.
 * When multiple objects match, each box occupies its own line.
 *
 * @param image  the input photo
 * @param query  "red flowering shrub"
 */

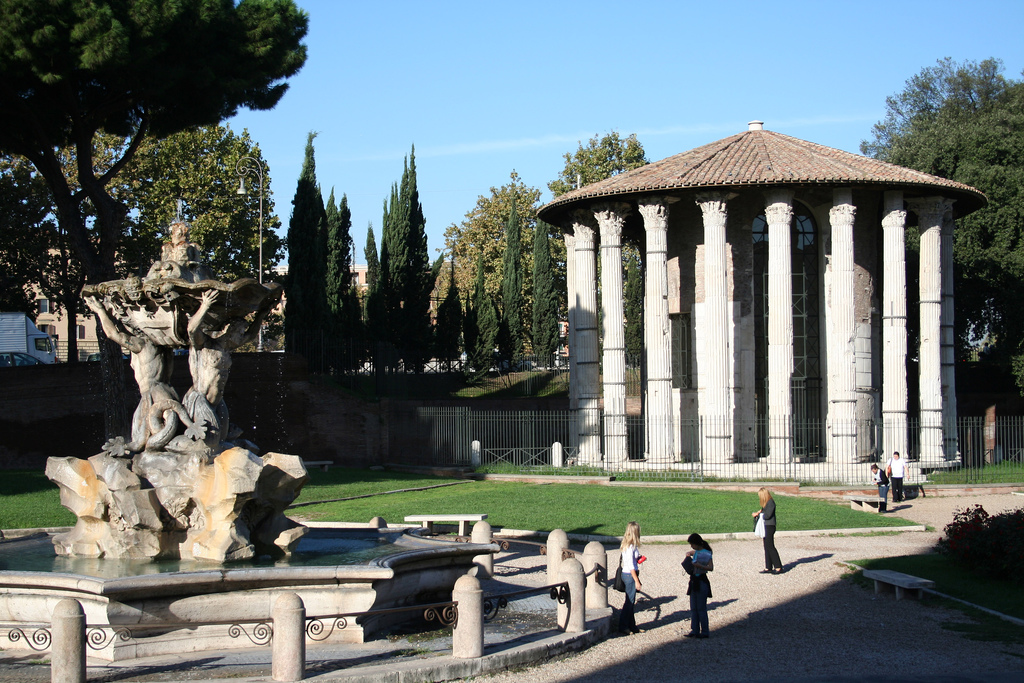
xmin=938 ymin=504 xmax=1024 ymax=583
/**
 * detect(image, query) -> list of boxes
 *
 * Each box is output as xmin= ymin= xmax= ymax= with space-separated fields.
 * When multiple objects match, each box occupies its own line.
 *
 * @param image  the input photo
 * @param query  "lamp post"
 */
xmin=236 ymin=155 xmax=266 ymax=351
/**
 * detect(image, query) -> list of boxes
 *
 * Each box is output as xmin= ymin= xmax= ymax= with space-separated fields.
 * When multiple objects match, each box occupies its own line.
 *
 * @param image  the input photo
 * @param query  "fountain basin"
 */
xmin=0 ymin=527 xmax=495 ymax=661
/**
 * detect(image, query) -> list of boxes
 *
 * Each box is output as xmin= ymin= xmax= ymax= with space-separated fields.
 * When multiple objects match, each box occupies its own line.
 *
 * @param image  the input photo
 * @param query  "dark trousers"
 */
xmin=763 ymin=526 xmax=783 ymax=570
xmin=892 ymin=477 xmax=904 ymax=502
xmin=689 ymin=579 xmax=710 ymax=635
xmin=618 ymin=572 xmax=637 ymax=632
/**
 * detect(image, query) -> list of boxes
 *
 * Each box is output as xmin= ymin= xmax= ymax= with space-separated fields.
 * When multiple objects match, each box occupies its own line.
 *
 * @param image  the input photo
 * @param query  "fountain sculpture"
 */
xmin=45 ymin=219 xmax=305 ymax=563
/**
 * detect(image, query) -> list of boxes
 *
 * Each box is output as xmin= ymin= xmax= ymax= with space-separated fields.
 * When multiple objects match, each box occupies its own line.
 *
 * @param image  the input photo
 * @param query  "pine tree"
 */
xmin=284 ymin=132 xmax=328 ymax=370
xmin=326 ymin=190 xmax=361 ymax=369
xmin=625 ymin=248 xmax=644 ymax=363
xmin=497 ymin=197 xmax=523 ymax=368
xmin=532 ymin=220 xmax=559 ymax=364
xmin=435 ymin=260 xmax=463 ymax=370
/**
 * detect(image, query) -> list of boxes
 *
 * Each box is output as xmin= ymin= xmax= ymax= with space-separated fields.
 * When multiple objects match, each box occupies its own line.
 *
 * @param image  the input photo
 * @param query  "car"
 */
xmin=86 ymin=352 xmax=101 ymax=362
xmin=0 ymin=351 xmax=45 ymax=367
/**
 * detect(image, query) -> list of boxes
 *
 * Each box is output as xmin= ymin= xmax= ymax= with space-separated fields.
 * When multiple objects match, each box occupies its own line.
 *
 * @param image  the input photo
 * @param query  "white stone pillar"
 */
xmin=828 ymin=189 xmax=857 ymax=464
xmin=564 ymin=232 xmax=578 ymax=411
xmin=910 ymin=197 xmax=951 ymax=462
xmin=638 ymin=198 xmax=675 ymax=463
xmin=881 ymin=191 xmax=909 ymax=460
xmin=572 ymin=215 xmax=602 ymax=465
xmin=941 ymin=205 xmax=958 ymax=460
xmin=594 ymin=203 xmax=629 ymax=466
xmin=696 ymin=193 xmax=733 ymax=461
xmin=765 ymin=190 xmax=794 ymax=463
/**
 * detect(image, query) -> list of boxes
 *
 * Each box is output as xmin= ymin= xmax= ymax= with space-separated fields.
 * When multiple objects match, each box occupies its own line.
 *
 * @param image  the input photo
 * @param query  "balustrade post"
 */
xmin=559 ymin=557 xmax=586 ymax=633
xmin=272 ymin=593 xmax=305 ymax=682
xmin=546 ymin=529 xmax=568 ymax=584
xmin=582 ymin=541 xmax=608 ymax=609
xmin=452 ymin=574 xmax=483 ymax=658
xmin=51 ymin=598 xmax=85 ymax=683
xmin=471 ymin=520 xmax=494 ymax=579
xmin=471 ymin=440 xmax=481 ymax=467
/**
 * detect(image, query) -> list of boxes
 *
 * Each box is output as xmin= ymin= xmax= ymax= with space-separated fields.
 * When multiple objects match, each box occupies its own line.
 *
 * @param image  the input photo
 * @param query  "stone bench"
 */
xmin=844 ymin=495 xmax=882 ymax=512
xmin=404 ymin=514 xmax=487 ymax=537
xmin=302 ymin=460 xmax=332 ymax=472
xmin=863 ymin=569 xmax=934 ymax=600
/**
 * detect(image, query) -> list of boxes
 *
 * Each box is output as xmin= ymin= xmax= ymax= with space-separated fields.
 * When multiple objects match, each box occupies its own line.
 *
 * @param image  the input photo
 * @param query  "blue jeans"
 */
xmin=689 ymin=578 xmax=710 ymax=635
xmin=619 ymin=572 xmax=637 ymax=632
xmin=878 ymin=484 xmax=889 ymax=507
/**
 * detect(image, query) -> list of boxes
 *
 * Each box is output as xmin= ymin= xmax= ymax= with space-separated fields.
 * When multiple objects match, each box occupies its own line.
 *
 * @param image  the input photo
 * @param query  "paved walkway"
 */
xmin=1 ymin=492 xmax=1022 ymax=682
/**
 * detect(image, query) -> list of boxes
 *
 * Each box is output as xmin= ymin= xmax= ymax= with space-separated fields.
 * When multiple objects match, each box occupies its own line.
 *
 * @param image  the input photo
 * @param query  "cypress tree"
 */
xmin=532 ymin=220 xmax=559 ymax=364
xmin=326 ymin=190 xmax=360 ymax=369
xmin=468 ymin=250 xmax=498 ymax=381
xmin=364 ymin=222 xmax=379 ymax=289
xmin=434 ymin=260 xmax=463 ymax=370
xmin=497 ymin=197 xmax=523 ymax=367
xmin=284 ymin=131 xmax=328 ymax=370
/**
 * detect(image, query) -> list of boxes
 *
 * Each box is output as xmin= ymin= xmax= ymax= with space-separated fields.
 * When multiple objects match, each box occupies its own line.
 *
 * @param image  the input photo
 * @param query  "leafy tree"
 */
xmin=548 ymin=131 xmax=648 ymax=198
xmin=532 ymin=220 xmax=559 ymax=363
xmin=434 ymin=260 xmax=463 ymax=370
xmin=124 ymin=124 xmax=282 ymax=283
xmin=444 ymin=171 xmax=541 ymax=319
xmin=284 ymin=132 xmax=328 ymax=369
xmin=497 ymin=198 xmax=525 ymax=366
xmin=625 ymin=247 xmax=644 ymax=362
xmin=0 ymin=0 xmax=307 ymax=435
xmin=862 ymin=58 xmax=1024 ymax=390
xmin=0 ymin=155 xmax=52 ymax=313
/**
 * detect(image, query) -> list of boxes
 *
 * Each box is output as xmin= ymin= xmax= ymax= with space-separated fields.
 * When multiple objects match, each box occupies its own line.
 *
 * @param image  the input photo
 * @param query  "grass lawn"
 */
xmin=1 ymin=467 xmax=916 ymax=536
xmin=852 ymin=553 xmax=1024 ymax=642
xmin=295 ymin=470 xmax=917 ymax=537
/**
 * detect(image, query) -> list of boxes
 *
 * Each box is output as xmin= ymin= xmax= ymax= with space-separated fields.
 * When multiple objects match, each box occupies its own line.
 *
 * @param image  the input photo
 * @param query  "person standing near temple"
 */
xmin=871 ymin=463 xmax=890 ymax=512
xmin=887 ymin=451 xmax=907 ymax=503
xmin=752 ymin=488 xmax=783 ymax=573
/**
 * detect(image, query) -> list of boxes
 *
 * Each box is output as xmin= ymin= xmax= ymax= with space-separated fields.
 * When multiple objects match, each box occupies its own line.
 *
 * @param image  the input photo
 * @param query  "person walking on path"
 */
xmin=887 ymin=451 xmax=907 ymax=503
xmin=871 ymin=463 xmax=890 ymax=512
xmin=753 ymin=487 xmax=783 ymax=573
xmin=682 ymin=533 xmax=713 ymax=639
xmin=618 ymin=521 xmax=643 ymax=635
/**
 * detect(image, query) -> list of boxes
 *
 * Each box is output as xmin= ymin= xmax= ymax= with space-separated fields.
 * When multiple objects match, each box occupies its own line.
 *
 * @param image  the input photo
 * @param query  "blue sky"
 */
xmin=227 ymin=0 xmax=1024 ymax=266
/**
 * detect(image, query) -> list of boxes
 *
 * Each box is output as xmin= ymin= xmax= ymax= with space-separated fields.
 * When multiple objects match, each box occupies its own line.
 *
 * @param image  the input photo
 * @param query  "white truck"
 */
xmin=0 ymin=312 xmax=57 ymax=364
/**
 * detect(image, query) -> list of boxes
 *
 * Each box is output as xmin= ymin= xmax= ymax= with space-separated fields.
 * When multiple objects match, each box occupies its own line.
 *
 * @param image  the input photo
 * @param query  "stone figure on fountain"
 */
xmin=46 ymin=219 xmax=309 ymax=563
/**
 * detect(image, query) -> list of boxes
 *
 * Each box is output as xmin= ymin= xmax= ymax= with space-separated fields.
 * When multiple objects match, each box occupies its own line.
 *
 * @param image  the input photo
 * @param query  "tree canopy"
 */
xmin=862 ymin=58 xmax=1024 ymax=389
xmin=548 ymin=131 xmax=648 ymax=198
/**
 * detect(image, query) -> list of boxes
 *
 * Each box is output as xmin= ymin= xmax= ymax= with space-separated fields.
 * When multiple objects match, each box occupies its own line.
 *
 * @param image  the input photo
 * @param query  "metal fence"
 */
xmin=408 ymin=408 xmax=1024 ymax=485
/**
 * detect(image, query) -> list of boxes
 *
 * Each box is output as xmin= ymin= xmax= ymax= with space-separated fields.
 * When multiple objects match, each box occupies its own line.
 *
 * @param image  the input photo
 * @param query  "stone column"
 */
xmin=559 ymin=557 xmax=586 ymax=633
xmin=452 ymin=574 xmax=484 ymax=658
xmin=565 ymin=231 xmax=578 ymax=411
xmin=572 ymin=214 xmax=602 ymax=465
xmin=471 ymin=520 xmax=493 ymax=579
xmin=594 ymin=203 xmax=630 ymax=466
xmin=828 ymin=189 xmax=857 ymax=464
xmin=696 ymin=193 xmax=733 ymax=461
xmin=638 ymin=198 xmax=675 ymax=463
xmin=941 ymin=205 xmax=958 ymax=460
xmin=910 ymin=197 xmax=951 ymax=462
xmin=582 ymin=540 xmax=608 ymax=609
xmin=51 ymin=599 xmax=86 ymax=683
xmin=272 ymin=593 xmax=305 ymax=682
xmin=546 ymin=528 xmax=569 ymax=584
xmin=881 ymin=191 xmax=909 ymax=460
xmin=765 ymin=190 xmax=794 ymax=463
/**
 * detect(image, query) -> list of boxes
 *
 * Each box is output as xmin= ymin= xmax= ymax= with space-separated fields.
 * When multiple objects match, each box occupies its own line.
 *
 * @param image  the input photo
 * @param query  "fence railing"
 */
xmin=406 ymin=408 xmax=1024 ymax=484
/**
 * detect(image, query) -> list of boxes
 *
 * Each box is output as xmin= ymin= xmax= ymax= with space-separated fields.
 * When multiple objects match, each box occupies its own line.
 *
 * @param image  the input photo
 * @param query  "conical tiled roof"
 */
xmin=540 ymin=123 xmax=986 ymax=220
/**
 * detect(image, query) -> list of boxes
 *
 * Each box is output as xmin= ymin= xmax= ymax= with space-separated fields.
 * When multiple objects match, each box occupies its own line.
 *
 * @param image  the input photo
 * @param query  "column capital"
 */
xmin=764 ymin=196 xmax=793 ymax=225
xmin=695 ymin=191 xmax=732 ymax=213
xmin=593 ymin=202 xmax=629 ymax=242
xmin=829 ymin=201 xmax=856 ymax=227
xmin=571 ymin=219 xmax=596 ymax=245
xmin=907 ymin=196 xmax=953 ymax=226
xmin=882 ymin=207 xmax=907 ymax=231
xmin=637 ymin=198 xmax=673 ymax=231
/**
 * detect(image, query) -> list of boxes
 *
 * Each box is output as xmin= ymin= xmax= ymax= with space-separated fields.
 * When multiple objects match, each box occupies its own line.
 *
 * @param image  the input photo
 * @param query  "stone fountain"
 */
xmin=46 ymin=219 xmax=304 ymax=563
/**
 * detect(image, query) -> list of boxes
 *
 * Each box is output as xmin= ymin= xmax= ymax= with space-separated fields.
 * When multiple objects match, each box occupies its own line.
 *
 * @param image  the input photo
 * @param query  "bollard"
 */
xmin=452 ymin=574 xmax=483 ymax=658
xmin=471 ymin=520 xmax=494 ymax=579
xmin=272 ymin=593 xmax=305 ymax=682
xmin=552 ymin=441 xmax=563 ymax=468
xmin=582 ymin=541 xmax=608 ymax=609
xmin=558 ymin=557 xmax=586 ymax=633
xmin=470 ymin=440 xmax=481 ymax=467
xmin=51 ymin=598 xmax=85 ymax=683
xmin=546 ymin=528 xmax=569 ymax=584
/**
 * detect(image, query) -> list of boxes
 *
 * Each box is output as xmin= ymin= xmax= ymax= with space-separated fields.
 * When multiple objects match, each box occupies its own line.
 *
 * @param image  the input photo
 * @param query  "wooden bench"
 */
xmin=302 ymin=460 xmax=332 ymax=472
xmin=844 ymin=495 xmax=882 ymax=512
xmin=863 ymin=569 xmax=934 ymax=600
xmin=404 ymin=514 xmax=487 ymax=536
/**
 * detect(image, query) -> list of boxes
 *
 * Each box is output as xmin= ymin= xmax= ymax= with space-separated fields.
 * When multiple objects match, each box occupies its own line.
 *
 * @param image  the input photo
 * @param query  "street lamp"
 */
xmin=236 ymin=155 xmax=266 ymax=351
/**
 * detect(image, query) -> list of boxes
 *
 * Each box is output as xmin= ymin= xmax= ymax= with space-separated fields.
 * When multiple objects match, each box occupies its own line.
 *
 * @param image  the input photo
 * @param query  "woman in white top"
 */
xmin=618 ymin=521 xmax=643 ymax=634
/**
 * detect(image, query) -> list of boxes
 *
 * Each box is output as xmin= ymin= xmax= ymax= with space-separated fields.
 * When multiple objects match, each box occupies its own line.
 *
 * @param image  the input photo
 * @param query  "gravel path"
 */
xmin=479 ymin=493 xmax=1024 ymax=683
